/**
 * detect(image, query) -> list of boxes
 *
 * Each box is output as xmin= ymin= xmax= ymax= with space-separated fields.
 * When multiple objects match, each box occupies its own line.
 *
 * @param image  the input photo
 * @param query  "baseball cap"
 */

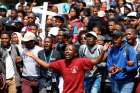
xmin=124 ymin=3 xmax=132 ymax=11
xmin=86 ymin=32 xmax=97 ymax=38
xmin=54 ymin=14 xmax=64 ymax=22
xmin=127 ymin=12 xmax=138 ymax=18
xmin=0 ymin=4 xmax=8 ymax=12
xmin=22 ymin=32 xmax=36 ymax=42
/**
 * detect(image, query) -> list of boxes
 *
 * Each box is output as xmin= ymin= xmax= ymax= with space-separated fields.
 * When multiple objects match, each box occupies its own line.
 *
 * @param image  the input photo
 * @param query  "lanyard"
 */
xmin=44 ymin=49 xmax=53 ymax=63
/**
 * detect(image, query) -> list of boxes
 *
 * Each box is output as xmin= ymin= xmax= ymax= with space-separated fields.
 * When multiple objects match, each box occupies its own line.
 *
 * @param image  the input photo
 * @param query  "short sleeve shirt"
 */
xmin=49 ymin=58 xmax=93 ymax=93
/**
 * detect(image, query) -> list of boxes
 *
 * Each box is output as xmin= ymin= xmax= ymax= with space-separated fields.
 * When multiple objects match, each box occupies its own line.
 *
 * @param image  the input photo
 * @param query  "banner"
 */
xmin=55 ymin=3 xmax=70 ymax=14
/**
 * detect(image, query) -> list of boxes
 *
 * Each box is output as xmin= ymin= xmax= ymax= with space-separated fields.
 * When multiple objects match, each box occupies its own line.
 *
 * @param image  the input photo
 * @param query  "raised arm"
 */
xmin=26 ymin=51 xmax=50 ymax=68
xmin=91 ymin=43 xmax=110 ymax=65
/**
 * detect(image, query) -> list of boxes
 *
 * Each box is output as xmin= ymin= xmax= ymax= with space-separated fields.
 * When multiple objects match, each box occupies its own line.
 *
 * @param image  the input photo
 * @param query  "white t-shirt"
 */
xmin=79 ymin=44 xmax=103 ymax=59
xmin=22 ymin=46 xmax=43 ymax=77
xmin=6 ymin=47 xmax=15 ymax=79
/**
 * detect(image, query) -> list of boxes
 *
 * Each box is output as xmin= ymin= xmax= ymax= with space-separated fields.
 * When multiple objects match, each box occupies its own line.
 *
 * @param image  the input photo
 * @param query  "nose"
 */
xmin=65 ymin=50 xmax=69 ymax=53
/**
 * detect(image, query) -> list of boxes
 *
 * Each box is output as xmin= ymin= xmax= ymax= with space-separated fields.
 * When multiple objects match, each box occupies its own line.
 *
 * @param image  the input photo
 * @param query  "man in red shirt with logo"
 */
xmin=26 ymin=44 xmax=109 ymax=93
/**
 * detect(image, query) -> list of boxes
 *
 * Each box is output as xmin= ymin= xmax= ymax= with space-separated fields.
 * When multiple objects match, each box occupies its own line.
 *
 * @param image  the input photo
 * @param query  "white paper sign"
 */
xmin=55 ymin=3 xmax=70 ymax=14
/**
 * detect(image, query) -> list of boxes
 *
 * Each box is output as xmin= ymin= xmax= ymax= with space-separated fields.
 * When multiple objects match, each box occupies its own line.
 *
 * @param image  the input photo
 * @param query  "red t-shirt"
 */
xmin=49 ymin=58 xmax=93 ymax=93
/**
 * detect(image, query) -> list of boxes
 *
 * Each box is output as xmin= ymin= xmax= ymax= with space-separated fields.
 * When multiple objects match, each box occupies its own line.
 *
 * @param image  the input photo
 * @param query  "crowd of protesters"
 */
xmin=0 ymin=0 xmax=140 ymax=93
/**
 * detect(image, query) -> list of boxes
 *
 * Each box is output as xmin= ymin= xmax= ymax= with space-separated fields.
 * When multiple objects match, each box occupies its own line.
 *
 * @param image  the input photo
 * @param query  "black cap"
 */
xmin=54 ymin=15 xmax=64 ymax=22
xmin=112 ymin=31 xmax=125 ymax=38
xmin=0 ymin=4 xmax=8 ymax=12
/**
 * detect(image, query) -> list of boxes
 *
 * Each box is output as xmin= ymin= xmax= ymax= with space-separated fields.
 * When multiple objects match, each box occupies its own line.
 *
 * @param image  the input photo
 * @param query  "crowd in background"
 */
xmin=0 ymin=0 xmax=140 ymax=93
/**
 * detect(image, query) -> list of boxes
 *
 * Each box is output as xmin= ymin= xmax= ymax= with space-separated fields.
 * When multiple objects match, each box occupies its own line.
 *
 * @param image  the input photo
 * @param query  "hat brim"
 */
xmin=54 ymin=16 xmax=64 ymax=22
xmin=86 ymin=33 xmax=97 ymax=38
xmin=22 ymin=39 xmax=35 ymax=42
xmin=86 ymin=32 xmax=97 ymax=39
xmin=127 ymin=16 xmax=138 ymax=19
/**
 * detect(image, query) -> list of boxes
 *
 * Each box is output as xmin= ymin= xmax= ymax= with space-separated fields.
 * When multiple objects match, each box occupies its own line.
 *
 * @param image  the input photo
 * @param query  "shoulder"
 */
xmin=11 ymin=45 xmax=18 ymax=53
xmin=34 ymin=46 xmax=43 ymax=51
xmin=0 ymin=47 xmax=6 ymax=56
xmin=74 ymin=58 xmax=91 ymax=63
xmin=95 ymin=45 xmax=103 ymax=49
xmin=79 ymin=44 xmax=87 ymax=49
xmin=74 ymin=58 xmax=93 ymax=69
xmin=53 ymin=49 xmax=61 ymax=54
xmin=125 ymin=44 xmax=135 ymax=50
xmin=11 ymin=44 xmax=16 ymax=49
xmin=122 ymin=43 xmax=136 ymax=55
xmin=50 ymin=59 xmax=65 ymax=66
xmin=38 ymin=49 xmax=45 ymax=55
xmin=136 ymin=41 xmax=140 ymax=52
xmin=108 ymin=47 xmax=115 ymax=55
xmin=55 ymin=59 xmax=65 ymax=63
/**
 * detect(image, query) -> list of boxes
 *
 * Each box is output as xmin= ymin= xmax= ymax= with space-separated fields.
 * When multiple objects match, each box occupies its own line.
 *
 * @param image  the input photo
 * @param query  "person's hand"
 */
xmin=110 ymin=65 xmax=117 ymax=75
xmin=16 ymin=56 xmax=22 ymax=63
xmin=110 ymin=65 xmax=123 ymax=75
xmin=102 ymin=42 xmax=111 ymax=52
xmin=127 ymin=61 xmax=134 ymax=66
xmin=110 ymin=68 xmax=119 ymax=75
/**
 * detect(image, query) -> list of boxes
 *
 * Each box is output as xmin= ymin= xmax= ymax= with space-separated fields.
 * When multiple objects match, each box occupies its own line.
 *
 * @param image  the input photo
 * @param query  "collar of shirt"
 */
xmin=6 ymin=46 xmax=11 ymax=52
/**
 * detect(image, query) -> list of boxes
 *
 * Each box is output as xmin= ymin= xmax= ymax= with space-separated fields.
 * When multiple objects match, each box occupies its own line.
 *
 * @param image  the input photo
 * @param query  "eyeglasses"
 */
xmin=80 ymin=37 xmax=86 ymax=40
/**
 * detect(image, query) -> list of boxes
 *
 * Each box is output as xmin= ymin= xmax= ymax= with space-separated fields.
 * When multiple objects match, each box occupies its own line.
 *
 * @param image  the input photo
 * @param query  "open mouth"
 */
xmin=65 ymin=53 xmax=71 ymax=58
xmin=65 ymin=53 xmax=70 ymax=57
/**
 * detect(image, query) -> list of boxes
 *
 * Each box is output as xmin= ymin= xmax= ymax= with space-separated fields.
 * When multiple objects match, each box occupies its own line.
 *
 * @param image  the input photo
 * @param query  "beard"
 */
xmin=24 ymin=41 xmax=35 ymax=50
xmin=25 ymin=45 xmax=35 ymax=50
